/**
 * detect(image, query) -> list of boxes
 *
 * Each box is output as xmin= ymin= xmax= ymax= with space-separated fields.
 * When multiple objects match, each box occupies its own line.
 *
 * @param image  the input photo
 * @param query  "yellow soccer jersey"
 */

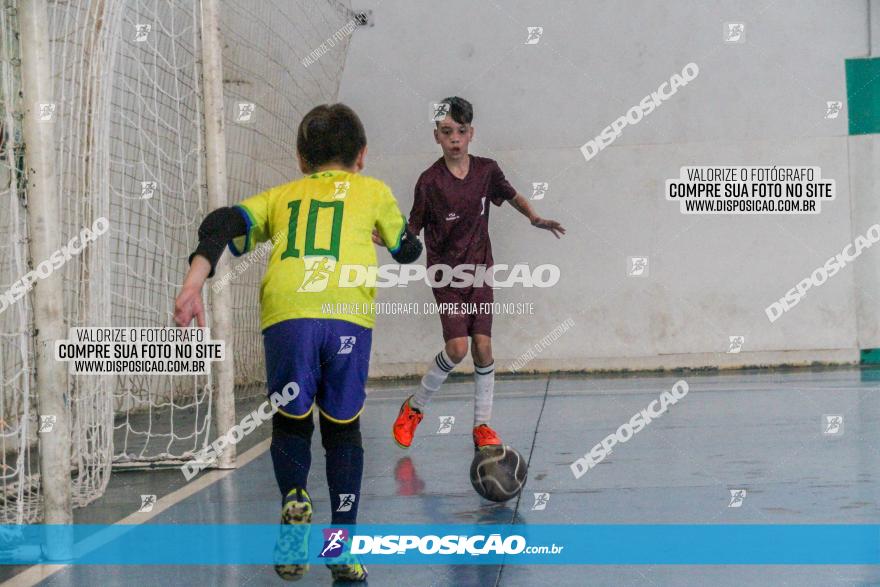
xmin=229 ymin=170 xmax=407 ymax=330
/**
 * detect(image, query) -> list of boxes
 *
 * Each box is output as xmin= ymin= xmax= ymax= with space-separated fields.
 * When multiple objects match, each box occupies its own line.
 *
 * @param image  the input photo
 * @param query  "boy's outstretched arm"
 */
xmin=374 ymin=182 xmax=424 ymax=262
xmin=372 ymin=224 xmax=423 ymax=262
xmin=174 ymin=207 xmax=248 ymax=327
xmin=508 ymin=193 xmax=566 ymax=239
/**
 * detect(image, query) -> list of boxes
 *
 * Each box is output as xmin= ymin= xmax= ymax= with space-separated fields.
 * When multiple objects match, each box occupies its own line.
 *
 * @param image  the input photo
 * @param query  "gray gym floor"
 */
xmin=8 ymin=367 xmax=880 ymax=586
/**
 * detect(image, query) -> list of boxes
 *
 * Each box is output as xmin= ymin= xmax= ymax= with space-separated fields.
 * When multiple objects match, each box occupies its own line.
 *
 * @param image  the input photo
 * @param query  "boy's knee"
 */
xmin=445 ymin=339 xmax=468 ymax=363
xmin=319 ymin=413 xmax=362 ymax=450
xmin=272 ymin=412 xmax=314 ymax=440
xmin=471 ymin=337 xmax=493 ymax=365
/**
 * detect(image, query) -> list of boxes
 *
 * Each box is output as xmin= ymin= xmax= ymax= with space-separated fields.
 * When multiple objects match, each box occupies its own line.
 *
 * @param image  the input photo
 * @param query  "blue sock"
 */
xmin=326 ymin=445 xmax=364 ymax=525
xmin=270 ymin=413 xmax=313 ymax=500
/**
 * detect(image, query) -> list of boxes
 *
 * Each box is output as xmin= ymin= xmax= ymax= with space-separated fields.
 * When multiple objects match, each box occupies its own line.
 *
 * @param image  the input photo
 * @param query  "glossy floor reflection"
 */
xmin=15 ymin=368 xmax=880 ymax=586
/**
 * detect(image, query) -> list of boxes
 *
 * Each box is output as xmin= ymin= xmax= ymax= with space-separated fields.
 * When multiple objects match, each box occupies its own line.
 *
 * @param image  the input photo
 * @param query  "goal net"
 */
xmin=0 ymin=0 xmax=356 ymax=522
xmin=0 ymin=2 xmax=39 ymax=523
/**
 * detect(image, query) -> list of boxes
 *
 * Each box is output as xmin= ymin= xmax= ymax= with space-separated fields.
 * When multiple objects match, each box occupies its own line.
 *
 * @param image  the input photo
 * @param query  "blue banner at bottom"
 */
xmin=0 ymin=524 xmax=878 ymax=565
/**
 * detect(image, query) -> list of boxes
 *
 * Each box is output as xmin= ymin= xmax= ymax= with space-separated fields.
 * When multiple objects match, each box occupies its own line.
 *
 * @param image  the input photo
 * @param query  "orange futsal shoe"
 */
xmin=473 ymin=424 xmax=502 ymax=449
xmin=393 ymin=396 xmax=423 ymax=448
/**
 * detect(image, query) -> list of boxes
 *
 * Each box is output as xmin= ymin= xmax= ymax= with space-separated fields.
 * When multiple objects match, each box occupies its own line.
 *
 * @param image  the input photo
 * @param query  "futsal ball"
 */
xmin=469 ymin=445 xmax=528 ymax=502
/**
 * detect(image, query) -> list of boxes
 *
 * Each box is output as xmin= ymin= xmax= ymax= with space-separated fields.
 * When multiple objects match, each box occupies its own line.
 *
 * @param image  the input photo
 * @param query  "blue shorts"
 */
xmin=263 ymin=318 xmax=373 ymax=422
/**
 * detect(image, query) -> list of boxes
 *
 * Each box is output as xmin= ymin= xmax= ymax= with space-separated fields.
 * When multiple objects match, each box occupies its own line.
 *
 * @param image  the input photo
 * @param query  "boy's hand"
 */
xmin=174 ymin=285 xmax=206 ymax=328
xmin=175 ymin=254 xmax=211 ymax=327
xmin=530 ymin=216 xmax=566 ymax=239
xmin=372 ymin=228 xmax=385 ymax=247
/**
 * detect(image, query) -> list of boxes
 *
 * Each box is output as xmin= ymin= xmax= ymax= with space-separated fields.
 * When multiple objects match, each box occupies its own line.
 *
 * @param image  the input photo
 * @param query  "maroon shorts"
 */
xmin=432 ymin=286 xmax=494 ymax=341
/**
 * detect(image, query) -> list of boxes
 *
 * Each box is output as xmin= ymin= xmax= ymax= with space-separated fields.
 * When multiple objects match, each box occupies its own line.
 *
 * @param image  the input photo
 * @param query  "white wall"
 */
xmin=337 ymin=0 xmax=876 ymax=376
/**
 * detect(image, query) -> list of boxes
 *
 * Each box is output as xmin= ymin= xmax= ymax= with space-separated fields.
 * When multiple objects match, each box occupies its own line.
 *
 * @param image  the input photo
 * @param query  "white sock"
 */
xmin=412 ymin=350 xmax=457 ymax=410
xmin=473 ymin=361 xmax=495 ymax=426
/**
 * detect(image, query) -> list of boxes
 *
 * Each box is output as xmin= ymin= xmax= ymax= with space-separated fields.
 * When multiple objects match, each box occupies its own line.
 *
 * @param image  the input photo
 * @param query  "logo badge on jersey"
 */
xmin=333 ymin=181 xmax=350 ymax=200
xmin=297 ymin=256 xmax=336 ymax=293
xmin=337 ymin=336 xmax=356 ymax=355
xmin=445 ymin=212 xmax=459 ymax=222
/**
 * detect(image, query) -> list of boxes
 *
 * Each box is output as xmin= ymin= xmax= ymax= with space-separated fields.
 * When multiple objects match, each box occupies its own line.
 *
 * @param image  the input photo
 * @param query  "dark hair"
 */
xmin=437 ymin=96 xmax=473 ymax=125
xmin=297 ymin=103 xmax=366 ymax=170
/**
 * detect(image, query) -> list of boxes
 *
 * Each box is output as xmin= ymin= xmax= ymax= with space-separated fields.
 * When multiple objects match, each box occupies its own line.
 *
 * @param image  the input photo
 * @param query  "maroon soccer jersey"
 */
xmin=408 ymin=155 xmax=517 ymax=267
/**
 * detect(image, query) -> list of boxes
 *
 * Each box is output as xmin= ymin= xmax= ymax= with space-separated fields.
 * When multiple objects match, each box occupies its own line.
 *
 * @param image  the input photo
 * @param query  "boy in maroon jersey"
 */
xmin=388 ymin=96 xmax=565 ymax=450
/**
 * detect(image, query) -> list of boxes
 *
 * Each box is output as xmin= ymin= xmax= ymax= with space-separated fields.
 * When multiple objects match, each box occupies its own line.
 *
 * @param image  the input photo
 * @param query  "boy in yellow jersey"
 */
xmin=173 ymin=104 xmax=422 ymax=582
